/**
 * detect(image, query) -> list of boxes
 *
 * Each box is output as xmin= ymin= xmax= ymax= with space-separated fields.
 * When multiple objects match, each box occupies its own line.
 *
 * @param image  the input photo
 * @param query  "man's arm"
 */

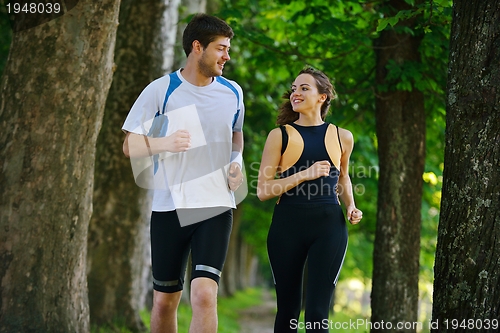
xmin=231 ymin=131 xmax=243 ymax=158
xmin=228 ymin=131 xmax=244 ymax=191
xmin=122 ymin=130 xmax=191 ymax=158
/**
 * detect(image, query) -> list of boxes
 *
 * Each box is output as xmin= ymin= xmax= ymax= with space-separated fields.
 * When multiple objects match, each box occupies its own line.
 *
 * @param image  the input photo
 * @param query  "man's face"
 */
xmin=198 ymin=36 xmax=231 ymax=78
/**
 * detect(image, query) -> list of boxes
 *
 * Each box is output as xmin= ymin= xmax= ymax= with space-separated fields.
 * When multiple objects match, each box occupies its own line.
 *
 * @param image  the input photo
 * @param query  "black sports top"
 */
xmin=278 ymin=122 xmax=343 ymax=205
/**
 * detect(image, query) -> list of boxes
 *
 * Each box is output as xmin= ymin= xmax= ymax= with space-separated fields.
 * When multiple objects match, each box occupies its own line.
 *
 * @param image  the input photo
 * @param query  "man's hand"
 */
xmin=227 ymin=162 xmax=243 ymax=191
xmin=165 ymin=130 xmax=191 ymax=152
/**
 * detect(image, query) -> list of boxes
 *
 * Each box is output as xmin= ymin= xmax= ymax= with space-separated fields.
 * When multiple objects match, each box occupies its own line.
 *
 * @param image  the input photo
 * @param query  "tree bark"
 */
xmin=370 ymin=1 xmax=426 ymax=331
xmin=0 ymin=1 xmax=120 ymax=332
xmin=169 ymin=0 xmax=207 ymax=303
xmin=220 ymin=205 xmax=242 ymax=296
xmin=431 ymin=1 xmax=500 ymax=331
xmin=220 ymin=206 xmax=260 ymax=296
xmin=87 ymin=0 xmax=180 ymax=330
xmin=172 ymin=0 xmax=207 ymax=70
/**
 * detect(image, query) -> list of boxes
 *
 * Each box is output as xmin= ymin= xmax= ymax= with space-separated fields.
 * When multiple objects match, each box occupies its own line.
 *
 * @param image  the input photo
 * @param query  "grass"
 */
xmin=91 ymin=287 xmax=264 ymax=333
xmin=216 ymin=287 xmax=264 ymax=332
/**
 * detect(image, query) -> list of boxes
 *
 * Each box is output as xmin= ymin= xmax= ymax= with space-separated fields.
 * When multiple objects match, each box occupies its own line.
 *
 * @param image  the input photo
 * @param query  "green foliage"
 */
xmin=216 ymin=0 xmax=451 ymax=288
xmin=376 ymin=0 xmax=452 ymax=33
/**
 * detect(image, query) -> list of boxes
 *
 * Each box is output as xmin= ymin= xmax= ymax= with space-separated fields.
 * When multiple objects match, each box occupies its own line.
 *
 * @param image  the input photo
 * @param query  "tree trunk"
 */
xmin=172 ymin=0 xmax=207 ymax=70
xmin=0 ymin=1 xmax=120 ymax=332
xmin=220 ymin=206 xmax=260 ymax=296
xmin=220 ymin=205 xmax=242 ymax=296
xmin=431 ymin=1 xmax=500 ymax=332
xmin=170 ymin=0 xmax=207 ymax=303
xmin=370 ymin=1 xmax=426 ymax=331
xmin=87 ymin=0 xmax=180 ymax=330
xmin=239 ymin=238 xmax=259 ymax=288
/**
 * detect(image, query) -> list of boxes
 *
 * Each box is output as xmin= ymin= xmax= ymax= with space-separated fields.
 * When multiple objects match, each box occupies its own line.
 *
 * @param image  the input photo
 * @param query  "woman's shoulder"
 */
xmin=268 ymin=127 xmax=282 ymax=137
xmin=338 ymin=127 xmax=353 ymax=140
xmin=327 ymin=123 xmax=354 ymax=151
xmin=328 ymin=123 xmax=353 ymax=139
xmin=265 ymin=127 xmax=283 ymax=146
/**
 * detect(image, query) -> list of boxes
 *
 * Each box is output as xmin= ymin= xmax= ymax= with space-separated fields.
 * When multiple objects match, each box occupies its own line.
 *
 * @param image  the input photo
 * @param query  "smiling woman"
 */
xmin=257 ymin=66 xmax=362 ymax=332
xmin=276 ymin=67 xmax=337 ymax=125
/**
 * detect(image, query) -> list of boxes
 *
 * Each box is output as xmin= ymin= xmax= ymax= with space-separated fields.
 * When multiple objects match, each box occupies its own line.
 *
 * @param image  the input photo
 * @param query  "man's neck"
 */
xmin=180 ymin=65 xmax=213 ymax=87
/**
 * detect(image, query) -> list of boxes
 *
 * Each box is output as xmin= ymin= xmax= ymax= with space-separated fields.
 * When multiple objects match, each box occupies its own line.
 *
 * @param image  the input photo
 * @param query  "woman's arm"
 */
xmin=337 ymin=128 xmax=363 ymax=224
xmin=257 ymin=128 xmax=330 ymax=201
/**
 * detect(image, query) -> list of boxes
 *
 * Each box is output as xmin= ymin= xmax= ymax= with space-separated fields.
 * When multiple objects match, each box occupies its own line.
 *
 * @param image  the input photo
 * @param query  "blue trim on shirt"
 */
xmin=149 ymin=72 xmax=182 ymax=174
xmin=216 ymin=76 xmax=241 ymax=130
xmin=162 ymin=72 xmax=183 ymax=114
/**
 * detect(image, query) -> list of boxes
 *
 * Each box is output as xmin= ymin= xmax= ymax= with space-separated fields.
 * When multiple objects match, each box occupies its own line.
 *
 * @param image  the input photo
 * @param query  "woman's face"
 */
xmin=290 ymin=74 xmax=325 ymax=113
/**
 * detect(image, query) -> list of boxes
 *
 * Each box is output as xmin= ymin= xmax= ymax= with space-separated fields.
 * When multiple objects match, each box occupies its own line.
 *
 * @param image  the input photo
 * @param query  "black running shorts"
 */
xmin=150 ymin=209 xmax=233 ymax=293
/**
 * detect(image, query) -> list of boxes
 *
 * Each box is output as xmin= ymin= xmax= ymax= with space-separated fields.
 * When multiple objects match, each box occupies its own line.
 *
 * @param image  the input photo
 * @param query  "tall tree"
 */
xmin=87 ymin=0 xmax=180 ymax=331
xmin=0 ymin=1 xmax=121 ymax=332
xmin=370 ymin=0 xmax=426 ymax=330
xmin=0 ymin=8 xmax=12 ymax=78
xmin=432 ymin=0 xmax=500 ymax=331
xmin=172 ymin=0 xmax=207 ymax=70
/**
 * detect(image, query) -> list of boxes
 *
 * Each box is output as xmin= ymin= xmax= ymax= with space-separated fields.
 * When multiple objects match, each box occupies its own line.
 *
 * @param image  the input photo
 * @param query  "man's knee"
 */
xmin=153 ymin=290 xmax=182 ymax=313
xmin=190 ymin=278 xmax=218 ymax=309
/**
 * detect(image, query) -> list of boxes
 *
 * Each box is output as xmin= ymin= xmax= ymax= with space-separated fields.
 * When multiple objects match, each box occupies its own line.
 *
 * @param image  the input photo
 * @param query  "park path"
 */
xmin=238 ymin=288 xmax=276 ymax=333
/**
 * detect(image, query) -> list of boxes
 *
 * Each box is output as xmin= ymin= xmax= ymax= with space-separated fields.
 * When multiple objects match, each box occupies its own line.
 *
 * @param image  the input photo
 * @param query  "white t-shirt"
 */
xmin=122 ymin=69 xmax=245 ymax=213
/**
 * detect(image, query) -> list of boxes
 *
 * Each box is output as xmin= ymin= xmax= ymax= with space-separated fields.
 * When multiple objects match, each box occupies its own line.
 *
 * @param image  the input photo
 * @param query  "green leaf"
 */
xmin=377 ymin=18 xmax=390 ymax=32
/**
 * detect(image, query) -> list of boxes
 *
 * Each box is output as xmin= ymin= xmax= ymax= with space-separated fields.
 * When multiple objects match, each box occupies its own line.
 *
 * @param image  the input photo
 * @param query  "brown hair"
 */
xmin=276 ymin=67 xmax=337 ymax=125
xmin=183 ymin=13 xmax=234 ymax=57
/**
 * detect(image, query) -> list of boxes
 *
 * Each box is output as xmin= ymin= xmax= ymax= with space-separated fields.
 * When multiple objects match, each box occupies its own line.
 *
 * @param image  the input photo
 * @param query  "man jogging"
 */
xmin=122 ymin=13 xmax=245 ymax=333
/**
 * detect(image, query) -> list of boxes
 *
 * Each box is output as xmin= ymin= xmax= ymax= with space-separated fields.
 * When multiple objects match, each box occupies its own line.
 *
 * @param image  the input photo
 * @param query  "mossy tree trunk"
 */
xmin=0 ymin=1 xmax=121 ymax=332
xmin=87 ymin=0 xmax=180 ymax=330
xmin=370 ymin=0 xmax=426 ymax=331
xmin=431 ymin=1 xmax=500 ymax=331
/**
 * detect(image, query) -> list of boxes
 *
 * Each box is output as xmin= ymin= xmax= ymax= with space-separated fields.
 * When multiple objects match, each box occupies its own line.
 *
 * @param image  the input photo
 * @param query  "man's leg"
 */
xmin=150 ymin=211 xmax=192 ymax=333
xmin=189 ymin=209 xmax=233 ymax=333
xmin=189 ymin=277 xmax=219 ymax=333
xmin=151 ymin=290 xmax=182 ymax=333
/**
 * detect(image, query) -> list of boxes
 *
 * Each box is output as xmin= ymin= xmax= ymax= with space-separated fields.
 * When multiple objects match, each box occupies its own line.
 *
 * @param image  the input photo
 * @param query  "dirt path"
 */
xmin=238 ymin=288 xmax=276 ymax=333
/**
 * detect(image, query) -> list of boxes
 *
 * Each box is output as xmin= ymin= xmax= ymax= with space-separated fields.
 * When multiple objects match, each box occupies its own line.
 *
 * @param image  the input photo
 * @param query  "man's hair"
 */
xmin=183 ymin=13 xmax=234 ymax=57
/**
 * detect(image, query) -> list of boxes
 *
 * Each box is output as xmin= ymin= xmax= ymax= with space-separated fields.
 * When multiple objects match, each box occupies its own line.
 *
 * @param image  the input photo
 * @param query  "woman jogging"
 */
xmin=257 ymin=67 xmax=362 ymax=332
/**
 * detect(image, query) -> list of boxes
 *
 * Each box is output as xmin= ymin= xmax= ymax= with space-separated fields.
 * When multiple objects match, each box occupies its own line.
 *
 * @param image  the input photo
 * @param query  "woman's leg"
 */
xmin=304 ymin=205 xmax=348 ymax=332
xmin=267 ymin=204 xmax=309 ymax=332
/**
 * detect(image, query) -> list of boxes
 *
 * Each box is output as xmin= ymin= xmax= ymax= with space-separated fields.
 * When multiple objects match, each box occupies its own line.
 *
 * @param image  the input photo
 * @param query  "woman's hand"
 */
xmin=346 ymin=206 xmax=363 ymax=225
xmin=302 ymin=160 xmax=331 ymax=180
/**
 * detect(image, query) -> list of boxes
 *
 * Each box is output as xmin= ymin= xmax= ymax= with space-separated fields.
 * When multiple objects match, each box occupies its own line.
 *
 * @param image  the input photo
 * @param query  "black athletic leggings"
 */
xmin=267 ymin=203 xmax=348 ymax=333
